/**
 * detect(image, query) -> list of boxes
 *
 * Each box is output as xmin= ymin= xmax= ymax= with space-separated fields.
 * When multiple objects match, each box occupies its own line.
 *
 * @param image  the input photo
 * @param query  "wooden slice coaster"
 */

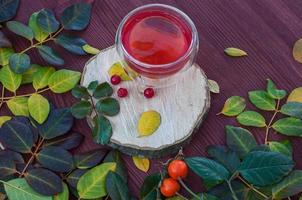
xmin=81 ymin=46 xmax=210 ymax=158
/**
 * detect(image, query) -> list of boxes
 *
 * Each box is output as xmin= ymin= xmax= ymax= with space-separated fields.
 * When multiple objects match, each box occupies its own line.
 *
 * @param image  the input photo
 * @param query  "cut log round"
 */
xmin=81 ymin=46 xmax=210 ymax=158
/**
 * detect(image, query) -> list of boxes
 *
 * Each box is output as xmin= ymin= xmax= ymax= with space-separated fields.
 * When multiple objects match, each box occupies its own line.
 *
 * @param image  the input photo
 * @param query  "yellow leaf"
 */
xmin=287 ymin=87 xmax=302 ymax=103
xmin=108 ymin=62 xmax=132 ymax=81
xmin=132 ymin=156 xmax=150 ymax=172
xmin=137 ymin=110 xmax=161 ymax=137
xmin=0 ymin=116 xmax=11 ymax=127
xmin=293 ymin=39 xmax=302 ymax=63
xmin=224 ymin=47 xmax=247 ymax=57
xmin=7 ymin=97 xmax=29 ymax=116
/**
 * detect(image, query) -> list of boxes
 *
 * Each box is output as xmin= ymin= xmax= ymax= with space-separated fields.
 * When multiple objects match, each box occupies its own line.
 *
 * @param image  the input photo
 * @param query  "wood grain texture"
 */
xmin=0 ymin=0 xmax=302 ymax=198
xmin=81 ymin=46 xmax=210 ymax=158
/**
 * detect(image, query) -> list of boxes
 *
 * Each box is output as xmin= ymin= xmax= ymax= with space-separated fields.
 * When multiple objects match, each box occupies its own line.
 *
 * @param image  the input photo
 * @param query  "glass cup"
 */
xmin=116 ymin=4 xmax=199 ymax=88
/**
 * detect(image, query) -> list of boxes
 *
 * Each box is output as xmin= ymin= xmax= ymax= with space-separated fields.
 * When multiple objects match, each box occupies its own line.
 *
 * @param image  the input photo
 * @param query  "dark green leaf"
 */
xmin=0 ymin=30 xmax=12 ymax=47
xmin=280 ymin=102 xmax=302 ymax=119
xmin=103 ymin=150 xmax=127 ymax=183
xmin=236 ymin=111 xmax=266 ymax=127
xmin=87 ymin=80 xmax=98 ymax=92
xmin=251 ymin=144 xmax=270 ymax=152
xmin=209 ymin=181 xmax=248 ymax=200
xmin=15 ymin=163 xmax=33 ymax=173
xmin=0 ymin=150 xmax=24 ymax=164
xmin=71 ymin=85 xmax=90 ymax=99
xmin=192 ymin=193 xmax=219 ymax=200
xmin=92 ymin=115 xmax=112 ymax=145
xmin=203 ymin=179 xmax=223 ymax=190
xmin=37 ymin=146 xmax=73 ymax=172
xmin=248 ymin=90 xmax=276 ymax=111
xmin=238 ymin=151 xmax=294 ymax=186
xmin=60 ymin=3 xmax=92 ymax=30
xmin=11 ymin=116 xmax=38 ymax=143
xmin=268 ymin=140 xmax=292 ymax=159
xmin=25 ymin=168 xmax=63 ymax=196
xmin=267 ymin=79 xmax=287 ymax=99
xmin=0 ymin=120 xmax=33 ymax=153
xmin=71 ymin=100 xmax=92 ymax=119
xmin=43 ymin=132 xmax=83 ymax=150
xmin=21 ymin=64 xmax=41 ymax=84
xmin=106 ymin=171 xmax=131 ymax=200
xmin=36 ymin=108 xmax=73 ymax=139
xmin=9 ymin=53 xmax=31 ymax=74
xmin=219 ymin=96 xmax=246 ymax=116
xmin=93 ymin=82 xmax=113 ymax=98
xmin=226 ymin=125 xmax=257 ymax=159
xmin=74 ymin=149 xmax=108 ymax=169
xmin=55 ymin=34 xmax=87 ymax=55
xmin=96 ymin=97 xmax=120 ymax=116
xmin=140 ymin=173 xmax=161 ymax=200
xmin=0 ymin=0 xmax=20 ymax=22
xmin=54 ymin=182 xmax=69 ymax=200
xmin=272 ymin=117 xmax=302 ymax=136
xmin=28 ymin=12 xmax=49 ymax=42
xmin=0 ymin=156 xmax=15 ymax=177
xmin=185 ymin=157 xmax=230 ymax=182
xmin=272 ymin=170 xmax=302 ymax=199
xmin=37 ymin=45 xmax=64 ymax=66
xmin=37 ymin=9 xmax=59 ymax=33
xmin=207 ymin=145 xmax=240 ymax=173
xmin=6 ymin=21 xmax=33 ymax=40
xmin=66 ymin=169 xmax=87 ymax=188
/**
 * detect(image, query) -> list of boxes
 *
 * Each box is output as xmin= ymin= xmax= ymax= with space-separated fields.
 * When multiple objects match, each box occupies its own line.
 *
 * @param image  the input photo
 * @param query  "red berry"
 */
xmin=144 ymin=88 xmax=155 ymax=98
xmin=117 ymin=88 xmax=128 ymax=97
xmin=111 ymin=75 xmax=121 ymax=85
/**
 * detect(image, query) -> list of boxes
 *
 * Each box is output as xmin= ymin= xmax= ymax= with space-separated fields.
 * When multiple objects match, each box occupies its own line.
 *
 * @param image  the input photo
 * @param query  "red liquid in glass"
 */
xmin=121 ymin=10 xmax=192 ymax=78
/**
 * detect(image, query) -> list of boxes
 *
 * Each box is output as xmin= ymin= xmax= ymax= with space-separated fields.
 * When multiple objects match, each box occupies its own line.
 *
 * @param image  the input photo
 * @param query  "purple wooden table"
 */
xmin=2 ymin=0 xmax=302 ymax=198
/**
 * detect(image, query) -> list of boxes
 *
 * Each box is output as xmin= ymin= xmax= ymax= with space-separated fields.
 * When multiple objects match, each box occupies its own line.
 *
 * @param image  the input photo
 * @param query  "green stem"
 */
xmin=178 ymin=178 xmax=200 ymax=199
xmin=176 ymin=192 xmax=189 ymax=200
xmin=227 ymin=180 xmax=239 ymax=200
xmin=237 ymin=176 xmax=268 ymax=199
xmin=0 ymin=85 xmax=4 ymax=109
xmin=2 ymin=88 xmax=50 ymax=101
xmin=264 ymin=99 xmax=280 ymax=144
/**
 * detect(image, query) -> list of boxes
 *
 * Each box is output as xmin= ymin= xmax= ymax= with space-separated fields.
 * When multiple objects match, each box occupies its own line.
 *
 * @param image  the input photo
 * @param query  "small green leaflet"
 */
xmin=266 ymin=79 xmax=286 ymax=99
xmin=268 ymin=140 xmax=292 ymax=159
xmin=82 ymin=44 xmax=100 ymax=55
xmin=7 ymin=97 xmax=29 ymax=116
xmin=71 ymin=100 xmax=91 ymax=119
xmin=219 ymin=96 xmax=246 ymax=116
xmin=28 ymin=94 xmax=50 ymax=124
xmin=248 ymin=90 xmax=276 ymax=111
xmin=208 ymin=79 xmax=220 ymax=93
xmin=140 ymin=173 xmax=161 ymax=200
xmin=224 ymin=47 xmax=247 ymax=57
xmin=236 ymin=111 xmax=266 ymax=127
xmin=48 ymin=69 xmax=81 ymax=93
xmin=280 ymin=102 xmax=302 ymax=119
xmin=9 ymin=53 xmax=31 ymax=74
xmin=272 ymin=117 xmax=302 ymax=137
xmin=32 ymin=66 xmax=55 ymax=90
xmin=6 ymin=21 xmax=34 ymax=41
xmin=28 ymin=12 xmax=49 ymax=42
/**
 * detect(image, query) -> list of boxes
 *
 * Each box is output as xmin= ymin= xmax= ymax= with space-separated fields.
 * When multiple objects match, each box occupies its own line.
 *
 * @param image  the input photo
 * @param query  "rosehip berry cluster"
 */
xmin=160 ymin=159 xmax=189 ymax=197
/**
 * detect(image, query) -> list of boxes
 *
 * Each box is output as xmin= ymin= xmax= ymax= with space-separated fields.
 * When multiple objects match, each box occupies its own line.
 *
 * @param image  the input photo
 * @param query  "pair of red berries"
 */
xmin=110 ymin=75 xmax=155 ymax=98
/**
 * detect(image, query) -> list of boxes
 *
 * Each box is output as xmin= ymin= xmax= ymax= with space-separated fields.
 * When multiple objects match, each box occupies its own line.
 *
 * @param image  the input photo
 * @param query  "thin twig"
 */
xmin=0 ymin=85 xmax=4 ymax=109
xmin=176 ymin=192 xmax=189 ymax=200
xmin=2 ymin=87 xmax=50 ymax=100
xmin=178 ymin=178 xmax=200 ymax=199
xmin=264 ymin=99 xmax=280 ymax=144
xmin=237 ymin=176 xmax=268 ymax=199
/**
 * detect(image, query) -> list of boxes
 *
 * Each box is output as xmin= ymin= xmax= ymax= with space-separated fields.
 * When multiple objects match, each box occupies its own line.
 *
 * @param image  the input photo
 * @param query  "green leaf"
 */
xmin=0 ymin=120 xmax=33 ymax=153
xmin=25 ymin=168 xmax=62 ymax=196
xmin=9 ymin=53 xmax=31 ymax=74
xmin=74 ymin=149 xmax=107 ymax=169
xmin=219 ymin=96 xmax=246 ymax=116
xmin=87 ymin=80 xmax=98 ymax=92
xmin=37 ymin=45 xmax=64 ymax=66
xmin=21 ymin=64 xmax=41 ymax=84
xmin=96 ymin=97 xmax=120 ymax=116
xmin=208 ymin=79 xmax=220 ymax=94
xmin=36 ymin=108 xmax=73 ymax=139
xmin=0 ymin=47 xmax=14 ymax=66
xmin=268 ymin=140 xmax=292 ymax=159
xmin=280 ymin=102 xmax=302 ymax=119
xmin=0 ymin=65 xmax=21 ymax=92
xmin=48 ymin=69 xmax=81 ymax=93
xmin=266 ymin=79 xmax=286 ymax=99
xmin=140 ymin=173 xmax=161 ymax=200
xmin=209 ymin=181 xmax=248 ymax=200
xmin=272 ymin=170 xmax=302 ymax=199
xmin=43 ymin=132 xmax=83 ymax=150
xmin=77 ymin=162 xmax=117 ymax=199
xmin=7 ymin=97 xmax=29 ymax=116
xmin=248 ymin=90 xmax=276 ymax=111
xmin=37 ymin=146 xmax=73 ymax=172
xmin=28 ymin=94 xmax=50 ymax=124
xmin=238 ymin=151 xmax=294 ymax=186
xmin=37 ymin=9 xmax=59 ymax=33
xmin=92 ymin=115 xmax=113 ymax=145
xmin=0 ymin=0 xmax=20 ymax=22
xmin=0 ymin=116 xmax=11 ymax=127
xmin=32 ymin=66 xmax=55 ymax=90
xmin=55 ymin=34 xmax=87 ymax=55
xmin=82 ymin=44 xmax=100 ymax=55
xmin=185 ymin=157 xmax=230 ymax=182
xmin=224 ymin=47 xmax=247 ymax=57
xmin=106 ymin=171 xmax=131 ymax=200
xmin=0 ymin=30 xmax=12 ymax=47
xmin=3 ymin=178 xmax=52 ymax=200
xmin=93 ymin=82 xmax=113 ymax=98
xmin=71 ymin=85 xmax=90 ymax=99
xmin=54 ymin=182 xmax=69 ymax=200
xmin=0 ymin=156 xmax=16 ymax=177
xmin=103 ymin=150 xmax=127 ymax=183
xmin=60 ymin=3 xmax=92 ymax=30
xmin=71 ymin=100 xmax=92 ymax=119
xmin=226 ymin=125 xmax=257 ymax=159
xmin=66 ymin=169 xmax=87 ymax=188
xmin=6 ymin=21 xmax=33 ymax=40
xmin=272 ymin=117 xmax=302 ymax=136
xmin=207 ymin=145 xmax=240 ymax=173
xmin=28 ymin=12 xmax=49 ymax=42
xmin=236 ymin=111 xmax=266 ymax=127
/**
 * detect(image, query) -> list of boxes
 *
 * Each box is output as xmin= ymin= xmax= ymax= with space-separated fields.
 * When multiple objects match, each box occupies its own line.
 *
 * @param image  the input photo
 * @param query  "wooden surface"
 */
xmin=81 ymin=46 xmax=210 ymax=158
xmin=1 ymin=0 xmax=302 ymax=198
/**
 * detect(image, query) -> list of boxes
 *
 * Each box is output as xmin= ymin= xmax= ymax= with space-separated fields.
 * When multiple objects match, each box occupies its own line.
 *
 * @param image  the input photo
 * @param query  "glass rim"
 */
xmin=115 ymin=3 xmax=198 ymax=69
